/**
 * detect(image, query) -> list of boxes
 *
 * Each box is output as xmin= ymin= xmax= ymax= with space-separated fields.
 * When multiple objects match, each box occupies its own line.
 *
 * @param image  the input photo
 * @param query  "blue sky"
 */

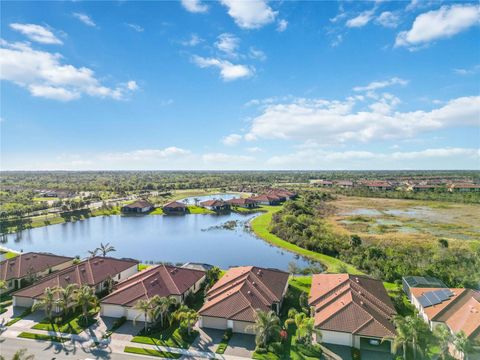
xmin=1 ymin=0 xmax=479 ymax=170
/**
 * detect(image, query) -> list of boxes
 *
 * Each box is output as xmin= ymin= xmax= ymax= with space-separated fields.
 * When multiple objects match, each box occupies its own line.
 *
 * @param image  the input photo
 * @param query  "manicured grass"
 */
xmin=124 ymin=346 xmax=182 ymax=358
xmin=6 ymin=308 xmax=31 ymax=326
xmin=32 ymin=310 xmax=97 ymax=334
xmin=289 ymin=276 xmax=312 ymax=294
xmin=186 ymin=205 xmax=215 ymax=214
xmin=18 ymin=331 xmax=69 ymax=343
xmin=91 ymin=206 xmax=121 ymax=216
xmin=215 ymin=329 xmax=233 ymax=354
xmin=251 ymin=207 xmax=363 ymax=274
xmin=149 ymin=207 xmax=164 ymax=215
xmin=32 ymin=197 xmax=58 ymax=202
xmin=132 ymin=323 xmax=198 ymax=349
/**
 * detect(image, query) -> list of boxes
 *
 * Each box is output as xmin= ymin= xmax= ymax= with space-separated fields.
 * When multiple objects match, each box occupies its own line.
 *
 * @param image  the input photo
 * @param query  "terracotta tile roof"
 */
xmin=413 ymin=288 xmax=479 ymax=340
xmin=199 ymin=266 xmax=289 ymax=323
xmin=12 ymin=257 xmax=138 ymax=299
xmin=123 ymin=199 xmax=153 ymax=209
xmin=364 ymin=181 xmax=391 ymax=187
xmin=250 ymin=194 xmax=281 ymax=202
xmin=0 ymin=252 xmax=73 ymax=281
xmin=101 ymin=264 xmax=205 ymax=306
xmin=200 ymin=200 xmax=228 ymax=207
xmin=226 ymin=198 xmax=256 ymax=206
xmin=309 ymin=274 xmax=396 ymax=338
xmin=162 ymin=201 xmax=186 ymax=209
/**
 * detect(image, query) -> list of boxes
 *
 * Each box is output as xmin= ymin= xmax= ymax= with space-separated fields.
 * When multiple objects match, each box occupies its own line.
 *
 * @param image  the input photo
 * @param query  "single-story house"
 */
xmin=199 ymin=199 xmax=231 ymax=212
xmin=412 ymin=184 xmax=440 ymax=192
xmin=409 ymin=287 xmax=480 ymax=359
xmin=335 ymin=181 xmax=354 ymax=188
xmin=363 ymin=181 xmax=393 ymax=191
xmin=0 ymin=252 xmax=74 ymax=292
xmin=249 ymin=194 xmax=282 ymax=206
xmin=226 ymin=198 xmax=257 ymax=209
xmin=181 ymin=262 xmax=214 ymax=272
xmin=12 ymin=256 xmax=139 ymax=309
xmin=121 ymin=199 xmax=154 ymax=213
xmin=402 ymin=275 xmax=447 ymax=302
xmin=199 ymin=266 xmax=289 ymax=334
xmin=309 ymin=274 xmax=397 ymax=354
xmin=100 ymin=264 xmax=206 ymax=321
xmin=450 ymin=183 xmax=480 ymax=192
xmin=313 ymin=180 xmax=334 ymax=187
xmin=162 ymin=201 xmax=187 ymax=214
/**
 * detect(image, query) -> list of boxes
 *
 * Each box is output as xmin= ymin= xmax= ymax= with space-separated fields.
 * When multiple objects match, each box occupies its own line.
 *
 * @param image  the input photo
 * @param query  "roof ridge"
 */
xmin=241 ymin=279 xmax=271 ymax=306
xmin=249 ymin=271 xmax=278 ymax=302
xmin=313 ymin=285 xmax=351 ymax=313
xmin=350 ymin=281 xmax=394 ymax=317
xmin=200 ymin=289 xmax=245 ymax=313
xmin=431 ymin=288 xmax=468 ymax=321
xmin=352 ymin=301 xmax=395 ymax=336
xmin=316 ymin=299 xmax=354 ymax=327
xmin=310 ymin=278 xmax=350 ymax=306
xmin=161 ymin=264 xmax=181 ymax=294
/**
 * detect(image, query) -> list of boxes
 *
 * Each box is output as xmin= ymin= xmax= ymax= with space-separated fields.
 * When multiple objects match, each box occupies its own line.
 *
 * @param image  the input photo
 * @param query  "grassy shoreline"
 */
xmin=250 ymin=206 xmax=363 ymax=274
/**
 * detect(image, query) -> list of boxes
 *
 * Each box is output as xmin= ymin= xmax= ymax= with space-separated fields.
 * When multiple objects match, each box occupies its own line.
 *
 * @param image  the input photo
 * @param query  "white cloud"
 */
xmin=202 ymin=152 xmax=254 ymax=163
xmin=99 ymin=147 xmax=190 ymax=162
xmin=453 ymin=64 xmax=480 ymax=75
xmin=192 ymin=55 xmax=253 ymax=81
xmin=245 ymin=94 xmax=480 ymax=144
xmin=395 ymin=4 xmax=480 ymax=48
xmin=346 ymin=10 xmax=375 ymax=28
xmin=215 ymin=33 xmax=240 ymax=57
xmin=246 ymin=147 xmax=263 ymax=153
xmin=249 ymin=47 xmax=266 ymax=61
xmin=353 ymin=77 xmax=408 ymax=92
xmin=277 ymin=19 xmax=288 ymax=32
xmin=72 ymin=12 xmax=96 ymax=27
xmin=9 ymin=23 xmax=62 ymax=45
xmin=220 ymin=0 xmax=277 ymax=29
xmin=181 ymin=34 xmax=202 ymax=47
xmin=126 ymin=23 xmax=144 ymax=32
xmin=222 ymin=133 xmax=242 ymax=146
xmin=181 ymin=0 xmax=208 ymax=13
xmin=0 ymin=40 xmax=137 ymax=101
xmin=375 ymin=11 xmax=400 ymax=28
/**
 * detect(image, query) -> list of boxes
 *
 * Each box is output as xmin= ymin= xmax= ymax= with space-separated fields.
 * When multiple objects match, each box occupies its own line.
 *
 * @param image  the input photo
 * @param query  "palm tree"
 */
xmin=56 ymin=284 xmax=78 ymax=316
xmin=11 ymin=349 xmax=34 ymax=360
xmin=75 ymin=285 xmax=97 ymax=325
xmin=404 ymin=315 xmax=426 ymax=360
xmin=152 ymin=296 xmax=177 ymax=328
xmin=133 ymin=298 xmax=155 ymax=333
xmin=453 ymin=331 xmax=471 ymax=360
xmin=384 ymin=316 xmax=409 ymax=360
xmin=435 ymin=324 xmax=452 ymax=360
xmin=87 ymin=248 xmax=98 ymax=258
xmin=249 ymin=309 xmax=281 ymax=349
xmin=0 ymin=280 xmax=7 ymax=293
xmin=296 ymin=316 xmax=321 ymax=345
xmin=173 ymin=306 xmax=198 ymax=336
xmin=32 ymin=287 xmax=57 ymax=322
xmin=97 ymin=242 xmax=116 ymax=257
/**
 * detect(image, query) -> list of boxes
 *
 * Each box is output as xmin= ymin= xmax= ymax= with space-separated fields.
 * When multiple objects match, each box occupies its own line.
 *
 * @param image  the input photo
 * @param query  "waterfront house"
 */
xmin=0 ymin=252 xmax=74 ymax=292
xmin=100 ymin=264 xmax=205 ymax=321
xmin=12 ymin=256 xmax=138 ymax=309
xmin=198 ymin=266 xmax=289 ymax=334
xmin=249 ymin=194 xmax=282 ymax=205
xmin=199 ymin=199 xmax=231 ymax=212
xmin=162 ymin=201 xmax=187 ymax=214
xmin=121 ymin=199 xmax=154 ymax=213
xmin=308 ymin=274 xmax=397 ymax=354
xmin=226 ymin=197 xmax=257 ymax=209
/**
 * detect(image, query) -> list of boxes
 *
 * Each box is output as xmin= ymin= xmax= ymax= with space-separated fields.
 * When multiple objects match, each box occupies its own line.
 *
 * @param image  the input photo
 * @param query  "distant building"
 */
xmin=335 ymin=180 xmax=354 ymax=188
xmin=412 ymin=184 xmax=440 ymax=192
xmin=249 ymin=194 xmax=282 ymax=205
xmin=312 ymin=180 xmax=334 ymax=187
xmin=363 ymin=181 xmax=393 ymax=191
xmin=450 ymin=183 xmax=480 ymax=192
xmin=199 ymin=199 xmax=231 ymax=212
xmin=162 ymin=201 xmax=187 ymax=214
xmin=309 ymin=274 xmax=397 ymax=354
xmin=226 ymin=198 xmax=257 ymax=209
xmin=121 ymin=199 xmax=154 ymax=213
xmin=182 ymin=262 xmax=214 ymax=272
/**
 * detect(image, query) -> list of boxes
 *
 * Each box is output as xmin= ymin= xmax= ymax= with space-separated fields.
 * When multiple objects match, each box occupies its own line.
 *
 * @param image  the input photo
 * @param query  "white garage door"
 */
xmin=13 ymin=296 xmax=34 ymax=308
xmin=201 ymin=316 xmax=227 ymax=330
xmin=101 ymin=304 xmax=125 ymax=318
xmin=321 ymin=330 xmax=353 ymax=347
xmin=233 ymin=320 xmax=255 ymax=334
xmin=126 ymin=308 xmax=145 ymax=321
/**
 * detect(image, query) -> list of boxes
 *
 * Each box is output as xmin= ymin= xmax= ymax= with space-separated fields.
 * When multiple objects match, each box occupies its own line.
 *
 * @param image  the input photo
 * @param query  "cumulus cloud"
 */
xmin=215 ymin=33 xmax=240 ymax=57
xmin=9 ymin=23 xmax=62 ymax=44
xmin=353 ymin=77 xmax=408 ymax=92
xmin=181 ymin=0 xmax=208 ymax=13
xmin=395 ymin=4 xmax=480 ymax=48
xmin=375 ymin=11 xmax=400 ymax=28
xmin=454 ymin=64 xmax=480 ymax=75
xmin=248 ymin=47 xmax=266 ymax=61
xmin=99 ymin=147 xmax=190 ymax=162
xmin=220 ymin=0 xmax=277 ymax=29
xmin=245 ymin=94 xmax=480 ymax=144
xmin=181 ymin=34 xmax=203 ymax=47
xmin=346 ymin=10 xmax=375 ymax=28
xmin=222 ymin=133 xmax=242 ymax=146
xmin=192 ymin=55 xmax=253 ymax=81
xmin=72 ymin=12 xmax=96 ymax=27
xmin=277 ymin=19 xmax=288 ymax=32
xmin=0 ymin=40 xmax=138 ymax=101
xmin=126 ymin=23 xmax=144 ymax=32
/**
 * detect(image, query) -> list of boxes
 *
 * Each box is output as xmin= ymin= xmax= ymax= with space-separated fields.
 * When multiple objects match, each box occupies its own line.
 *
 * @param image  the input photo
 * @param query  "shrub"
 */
xmin=351 ymin=348 xmax=361 ymax=360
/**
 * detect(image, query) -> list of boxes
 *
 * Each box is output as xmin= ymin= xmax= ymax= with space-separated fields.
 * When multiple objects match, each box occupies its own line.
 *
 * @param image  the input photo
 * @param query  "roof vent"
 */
xmin=32 ymin=254 xmax=37 ymax=258
xmin=65 ymin=276 xmax=70 ymax=281
xmin=80 ymin=268 xmax=86 ymax=272
xmin=247 ymin=291 xmax=252 ymax=295
xmin=355 ymin=277 xmax=359 ymax=283
xmin=360 ymin=301 xmax=364 ymax=306
xmin=252 ymin=281 xmax=256 ymax=286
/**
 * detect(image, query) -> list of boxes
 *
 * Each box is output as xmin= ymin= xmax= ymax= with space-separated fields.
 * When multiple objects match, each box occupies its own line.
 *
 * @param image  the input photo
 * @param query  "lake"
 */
xmin=3 ymin=195 xmax=316 ymax=271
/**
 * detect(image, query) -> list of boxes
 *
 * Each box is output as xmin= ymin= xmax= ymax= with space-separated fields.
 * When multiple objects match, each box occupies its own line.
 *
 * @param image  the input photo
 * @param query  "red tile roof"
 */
xmin=309 ymin=274 xmax=396 ymax=338
xmin=0 ymin=252 xmax=73 ymax=281
xmin=101 ymin=264 xmax=205 ymax=306
xmin=123 ymin=199 xmax=153 ymax=209
xmin=200 ymin=200 xmax=228 ymax=207
xmin=250 ymin=194 xmax=281 ymax=202
xmin=364 ymin=181 xmax=392 ymax=187
xmin=13 ymin=257 xmax=138 ymax=299
xmin=226 ymin=198 xmax=256 ymax=206
xmin=199 ymin=266 xmax=289 ymax=323
xmin=162 ymin=201 xmax=186 ymax=209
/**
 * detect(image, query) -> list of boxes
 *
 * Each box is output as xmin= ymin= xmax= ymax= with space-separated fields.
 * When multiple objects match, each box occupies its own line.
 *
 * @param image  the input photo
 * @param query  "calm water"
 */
xmin=4 ymin=195 xmax=315 ymax=270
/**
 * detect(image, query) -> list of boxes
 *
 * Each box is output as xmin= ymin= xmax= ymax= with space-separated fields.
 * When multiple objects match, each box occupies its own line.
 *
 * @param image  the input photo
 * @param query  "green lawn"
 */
xmin=6 ymin=308 xmax=31 ymax=326
xmin=186 ymin=205 xmax=215 ymax=214
xmin=124 ymin=346 xmax=182 ymax=358
xmin=32 ymin=197 xmax=59 ymax=202
xmin=32 ymin=309 xmax=97 ymax=334
xmin=215 ymin=329 xmax=233 ymax=354
xmin=18 ymin=331 xmax=69 ymax=343
xmin=250 ymin=207 xmax=363 ymax=274
xmin=149 ymin=207 xmax=164 ymax=215
xmin=131 ymin=323 xmax=198 ymax=349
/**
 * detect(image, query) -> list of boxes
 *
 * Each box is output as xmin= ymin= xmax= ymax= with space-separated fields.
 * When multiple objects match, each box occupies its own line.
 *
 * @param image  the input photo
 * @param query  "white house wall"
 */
xmin=13 ymin=295 xmax=34 ymax=308
xmin=320 ymin=330 xmax=353 ymax=347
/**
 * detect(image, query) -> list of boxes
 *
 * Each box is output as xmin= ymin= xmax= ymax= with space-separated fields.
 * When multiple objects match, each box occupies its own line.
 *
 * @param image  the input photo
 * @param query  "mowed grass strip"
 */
xmin=124 ymin=346 xmax=182 ymax=358
xmin=250 ymin=207 xmax=363 ymax=274
xmin=18 ymin=331 xmax=69 ymax=343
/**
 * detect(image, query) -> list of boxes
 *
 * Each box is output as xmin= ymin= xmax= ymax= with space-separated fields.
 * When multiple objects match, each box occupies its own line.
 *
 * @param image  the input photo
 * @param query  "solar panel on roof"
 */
xmin=433 ymin=289 xmax=452 ymax=301
xmin=424 ymin=292 xmax=442 ymax=306
xmin=418 ymin=296 xmax=432 ymax=307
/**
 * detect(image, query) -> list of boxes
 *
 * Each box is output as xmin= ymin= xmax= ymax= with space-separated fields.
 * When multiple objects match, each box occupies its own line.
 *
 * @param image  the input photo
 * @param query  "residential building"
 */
xmin=100 ymin=264 xmax=205 ymax=321
xmin=226 ymin=197 xmax=256 ymax=209
xmin=308 ymin=274 xmax=397 ymax=354
xmin=0 ymin=252 xmax=74 ymax=292
xmin=363 ymin=181 xmax=393 ymax=191
xmin=162 ymin=201 xmax=187 ymax=214
xmin=199 ymin=266 xmax=289 ymax=334
xmin=402 ymin=276 xmax=447 ymax=302
xmin=121 ymin=199 xmax=154 ymax=213
xmin=199 ymin=199 xmax=231 ymax=212
xmin=249 ymin=194 xmax=282 ymax=205
xmin=12 ymin=256 xmax=138 ymax=308
xmin=450 ymin=183 xmax=480 ymax=192
xmin=335 ymin=181 xmax=354 ymax=189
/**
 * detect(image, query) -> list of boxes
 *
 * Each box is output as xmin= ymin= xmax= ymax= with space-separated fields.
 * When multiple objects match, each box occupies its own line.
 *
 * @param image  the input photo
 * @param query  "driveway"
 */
xmin=224 ymin=333 xmax=255 ymax=358
xmin=189 ymin=326 xmax=223 ymax=353
xmin=109 ymin=319 xmax=143 ymax=341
